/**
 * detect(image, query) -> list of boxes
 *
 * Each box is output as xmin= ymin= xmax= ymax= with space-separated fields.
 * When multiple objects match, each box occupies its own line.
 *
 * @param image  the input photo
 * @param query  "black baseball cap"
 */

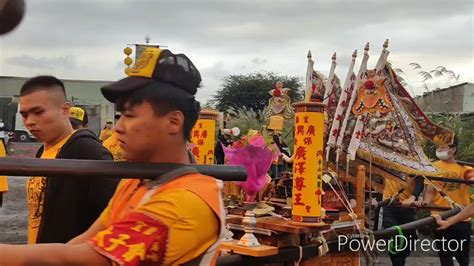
xmin=101 ymin=48 xmax=201 ymax=103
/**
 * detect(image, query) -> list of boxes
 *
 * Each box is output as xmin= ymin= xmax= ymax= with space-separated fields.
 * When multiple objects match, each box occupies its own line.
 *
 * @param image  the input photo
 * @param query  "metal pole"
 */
xmin=0 ymin=157 xmax=247 ymax=182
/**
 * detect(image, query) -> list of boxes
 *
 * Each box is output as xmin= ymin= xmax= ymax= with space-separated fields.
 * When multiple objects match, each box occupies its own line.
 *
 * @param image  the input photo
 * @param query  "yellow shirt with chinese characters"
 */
xmin=89 ymin=178 xmax=219 ymax=265
xmin=429 ymin=160 xmax=471 ymax=214
xmin=103 ymin=132 xmax=123 ymax=161
xmin=27 ymin=132 xmax=74 ymax=244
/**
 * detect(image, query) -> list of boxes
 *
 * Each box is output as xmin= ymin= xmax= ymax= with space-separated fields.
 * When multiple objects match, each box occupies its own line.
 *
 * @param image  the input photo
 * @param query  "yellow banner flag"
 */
xmin=191 ymin=119 xmax=216 ymax=165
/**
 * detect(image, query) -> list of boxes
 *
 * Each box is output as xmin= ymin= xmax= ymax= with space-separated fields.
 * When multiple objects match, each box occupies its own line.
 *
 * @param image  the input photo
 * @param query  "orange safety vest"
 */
xmin=107 ymin=168 xmax=225 ymax=265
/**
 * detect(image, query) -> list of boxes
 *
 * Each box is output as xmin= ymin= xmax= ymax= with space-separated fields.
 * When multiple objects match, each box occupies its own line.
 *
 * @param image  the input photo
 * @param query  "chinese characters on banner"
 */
xmin=292 ymin=111 xmax=324 ymax=223
xmin=191 ymin=119 xmax=216 ymax=165
xmin=89 ymin=212 xmax=168 ymax=265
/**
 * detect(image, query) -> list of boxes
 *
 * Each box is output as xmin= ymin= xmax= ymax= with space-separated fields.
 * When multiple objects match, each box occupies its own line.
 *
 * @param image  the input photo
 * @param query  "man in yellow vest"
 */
xmin=0 ymin=48 xmax=225 ymax=265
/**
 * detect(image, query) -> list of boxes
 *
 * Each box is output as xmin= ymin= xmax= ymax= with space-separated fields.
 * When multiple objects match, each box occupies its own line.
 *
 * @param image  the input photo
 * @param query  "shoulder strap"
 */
xmin=139 ymin=166 xmax=198 ymax=204
xmin=145 ymin=166 xmax=198 ymax=188
xmin=35 ymin=146 xmax=44 ymax=158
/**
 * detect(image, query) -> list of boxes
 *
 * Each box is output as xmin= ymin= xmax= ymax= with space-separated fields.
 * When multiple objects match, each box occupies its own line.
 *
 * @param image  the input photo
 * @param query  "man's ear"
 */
xmin=167 ymin=111 xmax=184 ymax=135
xmin=62 ymin=102 xmax=71 ymax=116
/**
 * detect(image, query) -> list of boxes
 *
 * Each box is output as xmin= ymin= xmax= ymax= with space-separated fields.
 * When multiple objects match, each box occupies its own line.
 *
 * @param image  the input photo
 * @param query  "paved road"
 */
xmin=0 ymin=142 xmax=40 ymax=243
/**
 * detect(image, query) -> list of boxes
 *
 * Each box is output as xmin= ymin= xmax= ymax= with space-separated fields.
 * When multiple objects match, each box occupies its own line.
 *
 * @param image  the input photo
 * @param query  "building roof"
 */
xmin=419 ymin=82 xmax=471 ymax=97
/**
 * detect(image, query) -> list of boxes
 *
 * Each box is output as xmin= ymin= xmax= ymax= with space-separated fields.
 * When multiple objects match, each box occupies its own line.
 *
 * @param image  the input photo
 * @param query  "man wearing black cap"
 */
xmin=0 ymin=48 xmax=225 ymax=265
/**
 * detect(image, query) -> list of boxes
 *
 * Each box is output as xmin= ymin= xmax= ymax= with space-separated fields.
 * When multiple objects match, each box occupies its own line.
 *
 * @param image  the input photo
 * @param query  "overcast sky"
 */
xmin=1 ymin=0 xmax=473 ymax=103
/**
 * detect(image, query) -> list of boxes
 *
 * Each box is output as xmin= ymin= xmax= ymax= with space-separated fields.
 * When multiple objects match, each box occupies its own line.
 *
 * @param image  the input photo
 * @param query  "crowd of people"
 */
xmin=0 ymin=48 xmax=225 ymax=265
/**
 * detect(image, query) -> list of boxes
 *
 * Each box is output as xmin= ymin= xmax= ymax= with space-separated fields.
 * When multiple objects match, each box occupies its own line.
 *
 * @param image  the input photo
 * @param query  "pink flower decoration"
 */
xmin=232 ymin=141 xmax=244 ymax=148
xmin=249 ymin=135 xmax=265 ymax=148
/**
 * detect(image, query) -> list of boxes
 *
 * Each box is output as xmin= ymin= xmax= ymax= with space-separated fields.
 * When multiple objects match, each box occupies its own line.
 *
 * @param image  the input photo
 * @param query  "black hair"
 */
xmin=449 ymin=135 xmax=459 ymax=155
xmin=116 ymin=83 xmax=200 ymax=140
xmin=449 ymin=135 xmax=458 ymax=149
xmin=272 ymin=134 xmax=290 ymax=156
xmin=20 ymin=75 xmax=66 ymax=98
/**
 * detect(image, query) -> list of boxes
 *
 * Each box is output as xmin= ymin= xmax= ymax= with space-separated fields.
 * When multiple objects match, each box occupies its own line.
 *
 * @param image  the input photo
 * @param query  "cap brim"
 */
xmin=69 ymin=118 xmax=83 ymax=126
xmin=101 ymin=76 xmax=155 ymax=103
xmin=101 ymin=77 xmax=191 ymax=103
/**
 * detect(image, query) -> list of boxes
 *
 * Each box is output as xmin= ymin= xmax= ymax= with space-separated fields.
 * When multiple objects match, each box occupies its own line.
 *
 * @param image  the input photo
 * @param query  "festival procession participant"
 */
xmin=69 ymin=106 xmax=89 ymax=130
xmin=99 ymin=119 xmax=114 ymax=142
xmin=0 ymin=134 xmax=7 ymax=208
xmin=269 ymin=133 xmax=292 ymax=180
xmin=422 ymin=137 xmax=472 ymax=266
xmin=378 ymin=175 xmax=424 ymax=266
xmin=103 ymin=114 xmax=124 ymax=161
xmin=0 ymin=48 xmax=225 ymax=265
xmin=215 ymin=129 xmax=233 ymax=164
xmin=18 ymin=76 xmax=118 ymax=244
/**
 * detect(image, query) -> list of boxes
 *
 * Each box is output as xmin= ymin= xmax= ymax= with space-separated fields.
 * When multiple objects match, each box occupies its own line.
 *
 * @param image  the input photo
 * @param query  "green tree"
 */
xmin=211 ymin=72 xmax=303 ymax=114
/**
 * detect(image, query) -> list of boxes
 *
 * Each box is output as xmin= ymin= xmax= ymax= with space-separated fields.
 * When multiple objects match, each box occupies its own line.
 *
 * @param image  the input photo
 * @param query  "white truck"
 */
xmin=0 ymin=96 xmax=35 ymax=142
xmin=11 ymin=104 xmax=33 ymax=142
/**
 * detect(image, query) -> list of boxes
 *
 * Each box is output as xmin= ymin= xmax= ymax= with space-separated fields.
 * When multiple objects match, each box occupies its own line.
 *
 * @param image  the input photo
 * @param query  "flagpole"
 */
xmin=335 ymin=42 xmax=370 ymax=162
xmin=322 ymin=52 xmax=337 ymax=106
xmin=304 ymin=51 xmax=314 ymax=102
xmin=325 ymin=49 xmax=357 ymax=163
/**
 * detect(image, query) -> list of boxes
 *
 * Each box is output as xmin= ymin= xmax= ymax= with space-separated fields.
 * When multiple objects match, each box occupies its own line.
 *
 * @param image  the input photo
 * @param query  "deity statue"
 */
xmin=265 ymin=81 xmax=294 ymax=119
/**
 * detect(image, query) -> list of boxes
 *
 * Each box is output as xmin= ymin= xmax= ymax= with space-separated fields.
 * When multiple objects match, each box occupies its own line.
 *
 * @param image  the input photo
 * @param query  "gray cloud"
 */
xmin=251 ymin=57 xmax=268 ymax=65
xmin=0 ymin=0 xmax=472 ymax=99
xmin=5 ymin=54 xmax=77 ymax=69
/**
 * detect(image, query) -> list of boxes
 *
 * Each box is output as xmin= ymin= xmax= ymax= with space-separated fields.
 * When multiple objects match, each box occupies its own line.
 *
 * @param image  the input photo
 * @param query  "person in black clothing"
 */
xmin=269 ymin=133 xmax=292 ymax=180
xmin=214 ymin=129 xmax=234 ymax=164
xmin=379 ymin=175 xmax=425 ymax=266
xmin=19 ymin=75 xmax=118 ymax=244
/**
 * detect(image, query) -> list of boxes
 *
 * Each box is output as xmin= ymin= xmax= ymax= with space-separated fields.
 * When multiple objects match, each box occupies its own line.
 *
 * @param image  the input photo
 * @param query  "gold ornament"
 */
xmin=123 ymin=47 xmax=132 ymax=56
xmin=124 ymin=57 xmax=133 ymax=66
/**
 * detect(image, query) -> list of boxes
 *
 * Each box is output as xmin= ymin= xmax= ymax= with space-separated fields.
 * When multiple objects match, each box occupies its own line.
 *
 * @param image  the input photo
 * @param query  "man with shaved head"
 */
xmin=19 ymin=75 xmax=118 ymax=244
